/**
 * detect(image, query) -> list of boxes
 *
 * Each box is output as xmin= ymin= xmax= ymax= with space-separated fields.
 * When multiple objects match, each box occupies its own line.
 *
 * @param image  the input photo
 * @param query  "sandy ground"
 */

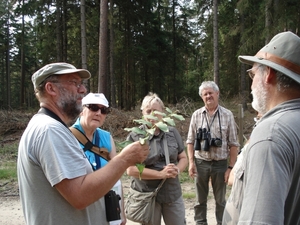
xmin=0 ymin=196 xmax=216 ymax=225
xmin=0 ymin=179 xmax=220 ymax=225
xmin=0 ymin=196 xmax=25 ymax=225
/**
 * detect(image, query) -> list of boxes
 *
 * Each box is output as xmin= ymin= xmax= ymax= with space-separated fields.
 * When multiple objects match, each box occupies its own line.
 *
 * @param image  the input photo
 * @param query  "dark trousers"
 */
xmin=194 ymin=158 xmax=227 ymax=225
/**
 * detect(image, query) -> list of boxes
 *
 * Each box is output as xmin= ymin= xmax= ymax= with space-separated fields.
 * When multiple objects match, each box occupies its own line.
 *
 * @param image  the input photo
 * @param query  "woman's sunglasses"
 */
xmin=85 ymin=104 xmax=111 ymax=114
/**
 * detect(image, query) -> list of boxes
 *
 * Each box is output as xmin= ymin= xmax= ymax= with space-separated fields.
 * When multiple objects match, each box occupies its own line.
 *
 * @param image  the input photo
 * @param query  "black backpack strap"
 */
xmin=38 ymin=107 xmax=69 ymax=129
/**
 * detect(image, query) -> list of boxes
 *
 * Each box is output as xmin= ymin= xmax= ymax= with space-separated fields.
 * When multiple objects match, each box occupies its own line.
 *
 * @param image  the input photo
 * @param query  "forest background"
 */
xmin=1 ymin=0 xmax=300 ymax=111
xmin=2 ymin=1 xmax=298 ymax=221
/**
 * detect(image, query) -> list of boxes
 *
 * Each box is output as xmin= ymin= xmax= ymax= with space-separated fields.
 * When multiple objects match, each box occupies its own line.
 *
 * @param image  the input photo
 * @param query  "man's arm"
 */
xmin=187 ymin=143 xmax=197 ymax=178
xmin=224 ymin=109 xmax=239 ymax=182
xmin=228 ymin=146 xmax=238 ymax=168
xmin=55 ymin=141 xmax=149 ymax=210
xmin=228 ymin=146 xmax=246 ymax=185
xmin=225 ymin=145 xmax=238 ymax=183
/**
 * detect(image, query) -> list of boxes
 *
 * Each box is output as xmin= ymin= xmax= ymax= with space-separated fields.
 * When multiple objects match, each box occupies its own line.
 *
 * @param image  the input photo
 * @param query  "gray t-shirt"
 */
xmin=223 ymin=99 xmax=300 ymax=225
xmin=18 ymin=113 xmax=108 ymax=225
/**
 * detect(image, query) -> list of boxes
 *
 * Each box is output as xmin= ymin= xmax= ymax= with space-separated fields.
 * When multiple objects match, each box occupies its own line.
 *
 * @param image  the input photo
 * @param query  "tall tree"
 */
xmin=99 ymin=0 xmax=108 ymax=94
xmin=171 ymin=0 xmax=177 ymax=103
xmin=62 ymin=0 xmax=67 ymax=61
xmin=56 ymin=0 xmax=62 ymax=61
xmin=109 ymin=0 xmax=116 ymax=107
xmin=20 ymin=0 xmax=25 ymax=108
xmin=265 ymin=0 xmax=273 ymax=43
xmin=3 ymin=0 xmax=18 ymax=108
xmin=240 ymin=13 xmax=248 ymax=110
xmin=213 ymin=0 xmax=219 ymax=85
xmin=81 ymin=0 xmax=88 ymax=71
xmin=5 ymin=9 xmax=11 ymax=108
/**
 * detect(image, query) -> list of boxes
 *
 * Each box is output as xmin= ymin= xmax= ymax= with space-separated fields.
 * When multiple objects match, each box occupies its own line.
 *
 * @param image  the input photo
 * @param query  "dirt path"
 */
xmin=0 ymin=179 xmax=219 ymax=225
xmin=0 ymin=196 xmax=216 ymax=225
xmin=0 ymin=196 xmax=25 ymax=225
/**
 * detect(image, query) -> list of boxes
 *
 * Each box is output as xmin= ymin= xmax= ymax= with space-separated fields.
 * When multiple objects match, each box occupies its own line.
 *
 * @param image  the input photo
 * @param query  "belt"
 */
xmin=199 ymin=159 xmax=227 ymax=163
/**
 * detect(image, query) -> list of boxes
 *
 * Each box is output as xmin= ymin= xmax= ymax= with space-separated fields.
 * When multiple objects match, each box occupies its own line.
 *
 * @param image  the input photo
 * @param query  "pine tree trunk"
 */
xmin=99 ymin=0 xmax=108 ymax=94
xmin=81 ymin=0 xmax=88 ymax=71
xmin=213 ymin=0 xmax=219 ymax=86
xmin=109 ymin=0 xmax=116 ymax=107
xmin=56 ymin=0 xmax=62 ymax=61
xmin=21 ymin=0 xmax=25 ymax=108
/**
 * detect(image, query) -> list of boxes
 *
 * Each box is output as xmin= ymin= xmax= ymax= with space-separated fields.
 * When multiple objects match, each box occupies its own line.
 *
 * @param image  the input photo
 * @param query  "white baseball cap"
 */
xmin=82 ymin=93 xmax=109 ymax=107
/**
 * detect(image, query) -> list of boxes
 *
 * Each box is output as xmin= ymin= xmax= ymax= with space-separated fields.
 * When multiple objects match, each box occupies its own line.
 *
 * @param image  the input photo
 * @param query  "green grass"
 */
xmin=0 ymin=142 xmax=19 ymax=158
xmin=0 ymin=142 xmax=19 ymax=181
xmin=183 ymin=192 xmax=196 ymax=199
xmin=179 ymin=169 xmax=192 ymax=183
xmin=0 ymin=161 xmax=17 ymax=179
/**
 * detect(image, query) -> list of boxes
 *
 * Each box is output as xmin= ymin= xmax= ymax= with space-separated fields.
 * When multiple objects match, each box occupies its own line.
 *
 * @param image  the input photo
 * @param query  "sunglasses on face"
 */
xmin=85 ymin=104 xmax=111 ymax=114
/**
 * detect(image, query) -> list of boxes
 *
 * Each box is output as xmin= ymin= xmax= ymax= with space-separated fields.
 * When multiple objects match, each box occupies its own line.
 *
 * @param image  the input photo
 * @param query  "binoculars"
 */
xmin=194 ymin=128 xmax=222 ymax=151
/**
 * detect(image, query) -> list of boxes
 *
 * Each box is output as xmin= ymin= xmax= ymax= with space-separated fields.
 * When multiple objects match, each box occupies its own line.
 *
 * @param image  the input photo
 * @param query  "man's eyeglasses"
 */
xmin=52 ymin=80 xmax=87 ymax=89
xmin=247 ymin=65 xmax=264 ymax=80
xmin=247 ymin=68 xmax=255 ymax=79
xmin=67 ymin=80 xmax=87 ymax=88
xmin=85 ymin=104 xmax=111 ymax=114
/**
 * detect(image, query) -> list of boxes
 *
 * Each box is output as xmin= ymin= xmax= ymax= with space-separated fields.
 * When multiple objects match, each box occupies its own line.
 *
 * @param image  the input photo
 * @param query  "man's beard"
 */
xmin=56 ymin=86 xmax=83 ymax=122
xmin=251 ymin=80 xmax=268 ymax=115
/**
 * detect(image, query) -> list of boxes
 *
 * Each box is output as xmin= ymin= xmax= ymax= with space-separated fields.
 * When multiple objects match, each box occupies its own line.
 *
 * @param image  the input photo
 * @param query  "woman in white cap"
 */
xmin=71 ymin=93 xmax=126 ymax=225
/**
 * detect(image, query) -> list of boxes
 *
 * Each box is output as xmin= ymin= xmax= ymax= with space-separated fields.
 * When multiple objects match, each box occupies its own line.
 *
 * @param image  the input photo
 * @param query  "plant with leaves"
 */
xmin=117 ymin=107 xmax=185 ymax=179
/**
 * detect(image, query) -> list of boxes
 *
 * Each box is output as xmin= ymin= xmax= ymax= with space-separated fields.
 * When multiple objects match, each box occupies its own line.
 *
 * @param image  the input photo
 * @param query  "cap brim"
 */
xmin=54 ymin=69 xmax=91 ymax=79
xmin=239 ymin=55 xmax=300 ymax=84
xmin=84 ymin=101 xmax=109 ymax=107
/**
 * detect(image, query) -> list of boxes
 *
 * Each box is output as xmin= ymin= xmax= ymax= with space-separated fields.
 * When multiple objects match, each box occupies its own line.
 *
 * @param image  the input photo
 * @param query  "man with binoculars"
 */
xmin=186 ymin=81 xmax=239 ymax=225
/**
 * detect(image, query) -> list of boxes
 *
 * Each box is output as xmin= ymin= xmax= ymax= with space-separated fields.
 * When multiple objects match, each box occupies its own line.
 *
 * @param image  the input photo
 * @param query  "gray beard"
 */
xmin=56 ymin=86 xmax=83 ymax=123
xmin=251 ymin=82 xmax=268 ymax=115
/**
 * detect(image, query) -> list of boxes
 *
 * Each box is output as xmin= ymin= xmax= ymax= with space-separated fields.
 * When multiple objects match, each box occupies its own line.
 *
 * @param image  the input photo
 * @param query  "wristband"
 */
xmin=228 ymin=166 xmax=233 ymax=169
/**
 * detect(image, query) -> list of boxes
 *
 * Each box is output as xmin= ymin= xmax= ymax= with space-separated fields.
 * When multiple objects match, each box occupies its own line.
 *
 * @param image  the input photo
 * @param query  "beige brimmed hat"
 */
xmin=32 ymin=62 xmax=91 ymax=89
xmin=82 ymin=93 xmax=109 ymax=107
xmin=239 ymin=31 xmax=300 ymax=84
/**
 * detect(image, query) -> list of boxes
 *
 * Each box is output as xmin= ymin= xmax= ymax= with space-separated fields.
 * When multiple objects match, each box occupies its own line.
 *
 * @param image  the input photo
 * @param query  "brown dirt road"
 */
xmin=0 ymin=179 xmax=221 ymax=225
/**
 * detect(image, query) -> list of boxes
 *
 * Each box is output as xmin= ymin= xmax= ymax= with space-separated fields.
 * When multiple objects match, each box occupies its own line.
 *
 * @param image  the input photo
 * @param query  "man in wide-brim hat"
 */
xmin=222 ymin=31 xmax=300 ymax=225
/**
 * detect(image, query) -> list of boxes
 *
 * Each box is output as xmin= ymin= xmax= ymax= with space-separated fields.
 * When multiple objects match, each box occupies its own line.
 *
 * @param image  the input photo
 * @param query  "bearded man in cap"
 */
xmin=17 ymin=62 xmax=149 ymax=225
xmin=222 ymin=32 xmax=300 ymax=225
